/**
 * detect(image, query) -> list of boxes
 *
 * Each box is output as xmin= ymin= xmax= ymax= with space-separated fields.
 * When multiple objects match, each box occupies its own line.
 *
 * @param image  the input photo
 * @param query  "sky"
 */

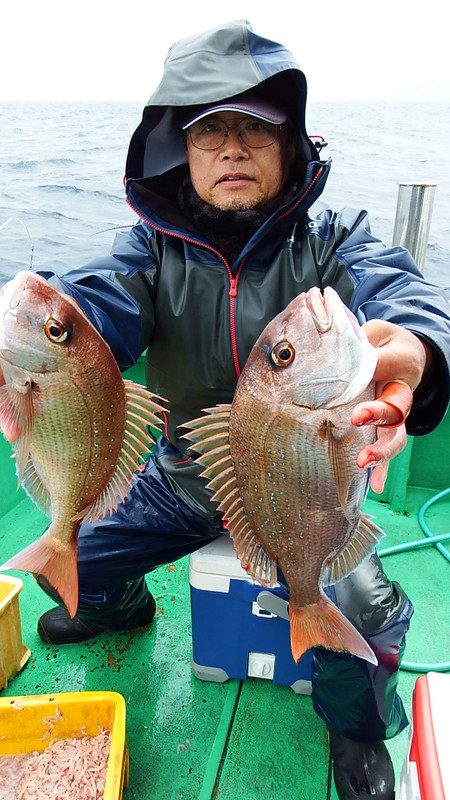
xmin=1 ymin=0 xmax=448 ymax=104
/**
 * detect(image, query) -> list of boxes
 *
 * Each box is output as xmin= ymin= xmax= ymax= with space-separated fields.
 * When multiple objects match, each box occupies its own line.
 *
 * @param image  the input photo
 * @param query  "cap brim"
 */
xmin=181 ymin=101 xmax=286 ymax=130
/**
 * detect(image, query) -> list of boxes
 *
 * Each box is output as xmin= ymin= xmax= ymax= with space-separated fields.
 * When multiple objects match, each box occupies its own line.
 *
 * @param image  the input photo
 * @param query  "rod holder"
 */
xmin=375 ymin=183 xmax=437 ymax=512
xmin=392 ymin=182 xmax=436 ymax=272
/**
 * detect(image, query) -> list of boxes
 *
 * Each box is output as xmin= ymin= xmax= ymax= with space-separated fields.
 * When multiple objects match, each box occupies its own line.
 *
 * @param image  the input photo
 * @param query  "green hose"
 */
xmin=378 ymin=487 xmax=450 ymax=673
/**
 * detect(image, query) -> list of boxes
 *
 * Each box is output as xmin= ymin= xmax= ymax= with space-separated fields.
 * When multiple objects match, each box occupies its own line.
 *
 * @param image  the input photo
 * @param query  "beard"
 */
xmin=177 ymin=175 xmax=294 ymax=264
xmin=212 ymin=196 xmax=265 ymax=212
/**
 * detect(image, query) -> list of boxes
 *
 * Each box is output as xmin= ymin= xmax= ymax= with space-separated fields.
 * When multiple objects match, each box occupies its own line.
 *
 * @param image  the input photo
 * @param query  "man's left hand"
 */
xmin=351 ymin=320 xmax=432 ymax=493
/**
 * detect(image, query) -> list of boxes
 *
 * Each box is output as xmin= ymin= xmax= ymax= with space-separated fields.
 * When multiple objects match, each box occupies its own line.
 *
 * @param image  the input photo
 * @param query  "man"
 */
xmin=1 ymin=20 xmax=449 ymax=800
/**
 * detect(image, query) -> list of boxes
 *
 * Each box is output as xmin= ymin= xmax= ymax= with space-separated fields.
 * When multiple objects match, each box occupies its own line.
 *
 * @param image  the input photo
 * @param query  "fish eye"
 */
xmin=44 ymin=317 xmax=69 ymax=343
xmin=271 ymin=341 xmax=295 ymax=367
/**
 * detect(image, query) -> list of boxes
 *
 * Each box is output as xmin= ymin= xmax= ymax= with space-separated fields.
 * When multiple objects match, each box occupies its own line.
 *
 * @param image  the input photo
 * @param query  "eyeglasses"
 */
xmin=187 ymin=117 xmax=283 ymax=151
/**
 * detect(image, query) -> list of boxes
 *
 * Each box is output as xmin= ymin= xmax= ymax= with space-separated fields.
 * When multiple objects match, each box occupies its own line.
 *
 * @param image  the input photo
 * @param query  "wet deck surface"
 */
xmin=1 ymin=428 xmax=449 ymax=798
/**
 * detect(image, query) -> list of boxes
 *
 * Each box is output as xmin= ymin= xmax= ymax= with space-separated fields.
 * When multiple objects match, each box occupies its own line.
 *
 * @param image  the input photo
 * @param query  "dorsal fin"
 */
xmin=321 ymin=513 xmax=385 ymax=587
xmin=181 ymin=405 xmax=277 ymax=587
xmin=75 ymin=381 xmax=167 ymax=523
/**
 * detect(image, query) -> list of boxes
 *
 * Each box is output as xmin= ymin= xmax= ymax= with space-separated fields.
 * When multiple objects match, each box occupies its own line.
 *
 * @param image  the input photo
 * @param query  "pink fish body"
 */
xmin=183 ymin=287 xmax=383 ymax=665
xmin=0 ymin=271 xmax=166 ymax=617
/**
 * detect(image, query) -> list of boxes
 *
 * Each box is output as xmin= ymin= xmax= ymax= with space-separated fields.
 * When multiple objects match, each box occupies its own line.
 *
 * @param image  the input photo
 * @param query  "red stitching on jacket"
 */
xmin=277 ymin=167 xmax=324 ymax=223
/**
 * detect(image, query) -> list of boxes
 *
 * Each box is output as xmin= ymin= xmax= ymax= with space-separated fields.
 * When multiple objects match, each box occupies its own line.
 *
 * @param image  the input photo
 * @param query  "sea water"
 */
xmin=0 ymin=101 xmax=449 ymax=296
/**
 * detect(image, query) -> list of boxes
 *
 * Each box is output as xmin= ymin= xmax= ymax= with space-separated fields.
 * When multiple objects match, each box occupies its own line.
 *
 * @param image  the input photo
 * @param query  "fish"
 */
xmin=182 ymin=286 xmax=386 ymax=666
xmin=0 ymin=271 xmax=166 ymax=618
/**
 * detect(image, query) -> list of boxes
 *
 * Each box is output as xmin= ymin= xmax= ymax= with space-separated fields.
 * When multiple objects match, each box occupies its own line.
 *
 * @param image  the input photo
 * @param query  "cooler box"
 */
xmin=189 ymin=535 xmax=313 ymax=694
xmin=398 ymin=672 xmax=450 ymax=800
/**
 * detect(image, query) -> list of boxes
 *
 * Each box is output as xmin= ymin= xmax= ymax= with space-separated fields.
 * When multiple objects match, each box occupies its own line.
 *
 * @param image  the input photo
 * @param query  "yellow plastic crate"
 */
xmin=0 ymin=690 xmax=129 ymax=799
xmin=0 ymin=574 xmax=30 ymax=689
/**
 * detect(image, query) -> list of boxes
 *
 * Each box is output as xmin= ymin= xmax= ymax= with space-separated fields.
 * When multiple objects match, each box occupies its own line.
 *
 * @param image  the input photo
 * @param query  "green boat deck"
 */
xmin=1 ymin=361 xmax=449 ymax=799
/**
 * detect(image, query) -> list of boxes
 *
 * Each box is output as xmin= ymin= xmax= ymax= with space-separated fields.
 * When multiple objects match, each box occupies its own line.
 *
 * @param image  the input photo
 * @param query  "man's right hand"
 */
xmin=0 ymin=366 xmax=21 ymax=442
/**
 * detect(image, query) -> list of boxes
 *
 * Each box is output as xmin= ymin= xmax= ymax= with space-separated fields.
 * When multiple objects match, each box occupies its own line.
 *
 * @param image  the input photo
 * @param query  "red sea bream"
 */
xmin=183 ymin=287 xmax=385 ymax=666
xmin=0 ymin=271 xmax=166 ymax=617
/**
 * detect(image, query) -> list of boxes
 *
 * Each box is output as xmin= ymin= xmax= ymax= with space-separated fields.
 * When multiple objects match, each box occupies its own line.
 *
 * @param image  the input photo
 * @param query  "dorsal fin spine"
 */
xmin=124 ymin=428 xmax=149 ymax=451
xmin=180 ymin=421 xmax=229 ymax=442
xmin=126 ymin=416 xmax=152 ymax=436
xmin=213 ymin=477 xmax=237 ymax=501
xmin=219 ymin=495 xmax=241 ymax=516
xmin=196 ymin=443 xmax=231 ymax=466
xmin=216 ymin=487 xmax=240 ymax=509
xmin=205 ymin=465 xmax=235 ymax=489
xmin=123 ymin=441 xmax=143 ymax=460
xmin=200 ymin=456 xmax=231 ymax=480
xmin=226 ymin=507 xmax=246 ymax=527
xmin=195 ymin=432 xmax=229 ymax=450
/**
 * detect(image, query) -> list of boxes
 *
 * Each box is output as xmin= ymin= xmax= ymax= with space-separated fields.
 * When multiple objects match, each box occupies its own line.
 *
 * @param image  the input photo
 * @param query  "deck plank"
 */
xmin=212 ymin=680 xmax=329 ymax=799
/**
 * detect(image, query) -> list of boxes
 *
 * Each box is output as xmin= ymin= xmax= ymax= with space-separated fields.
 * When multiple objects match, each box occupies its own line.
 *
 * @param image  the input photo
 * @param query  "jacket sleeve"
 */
xmin=39 ymin=222 xmax=159 ymax=371
xmin=312 ymin=207 xmax=450 ymax=435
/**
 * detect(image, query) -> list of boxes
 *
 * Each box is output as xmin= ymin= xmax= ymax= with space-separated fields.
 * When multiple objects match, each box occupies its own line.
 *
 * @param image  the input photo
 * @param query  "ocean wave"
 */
xmin=6 ymin=157 xmax=77 ymax=172
xmin=9 ymin=160 xmax=38 ymax=172
xmin=427 ymin=242 xmax=450 ymax=261
xmin=32 ymin=209 xmax=80 ymax=222
xmin=45 ymin=157 xmax=77 ymax=166
xmin=38 ymin=184 xmax=122 ymax=201
xmin=68 ymin=145 xmax=118 ymax=154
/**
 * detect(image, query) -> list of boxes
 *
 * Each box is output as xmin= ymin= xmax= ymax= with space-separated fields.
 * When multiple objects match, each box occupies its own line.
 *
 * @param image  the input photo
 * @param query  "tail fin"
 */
xmin=0 ymin=531 xmax=79 ymax=618
xmin=290 ymin=595 xmax=377 ymax=666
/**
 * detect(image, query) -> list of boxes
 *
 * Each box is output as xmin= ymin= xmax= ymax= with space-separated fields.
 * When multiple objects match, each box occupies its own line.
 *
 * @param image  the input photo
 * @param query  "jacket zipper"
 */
xmin=126 ymin=196 xmax=244 ymax=379
xmin=228 ymin=259 xmax=246 ymax=377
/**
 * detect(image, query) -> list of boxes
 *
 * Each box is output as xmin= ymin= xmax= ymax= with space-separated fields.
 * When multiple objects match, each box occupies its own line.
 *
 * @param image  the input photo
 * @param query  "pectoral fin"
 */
xmin=181 ymin=405 xmax=277 ymax=587
xmin=325 ymin=420 xmax=357 ymax=512
xmin=0 ymin=382 xmax=34 ymax=484
xmin=21 ymin=458 xmax=52 ymax=517
xmin=321 ymin=514 xmax=385 ymax=587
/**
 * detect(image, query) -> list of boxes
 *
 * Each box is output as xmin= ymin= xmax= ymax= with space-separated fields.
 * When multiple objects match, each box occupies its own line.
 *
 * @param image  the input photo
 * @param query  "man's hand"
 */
xmin=352 ymin=320 xmax=432 ymax=493
xmin=0 ymin=365 xmax=21 ymax=443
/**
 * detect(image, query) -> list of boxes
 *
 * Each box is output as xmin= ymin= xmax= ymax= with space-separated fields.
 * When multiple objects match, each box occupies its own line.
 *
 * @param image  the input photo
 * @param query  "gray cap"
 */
xmin=181 ymin=98 xmax=287 ymax=129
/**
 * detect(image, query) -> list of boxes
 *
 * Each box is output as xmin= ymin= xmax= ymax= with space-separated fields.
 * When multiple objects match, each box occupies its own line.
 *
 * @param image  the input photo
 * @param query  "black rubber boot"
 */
xmin=329 ymin=730 xmax=395 ymax=800
xmin=36 ymin=575 xmax=156 ymax=644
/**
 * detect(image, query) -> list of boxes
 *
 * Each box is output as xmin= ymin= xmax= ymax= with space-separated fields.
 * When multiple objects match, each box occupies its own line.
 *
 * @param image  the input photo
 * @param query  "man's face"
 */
xmin=185 ymin=112 xmax=295 ymax=211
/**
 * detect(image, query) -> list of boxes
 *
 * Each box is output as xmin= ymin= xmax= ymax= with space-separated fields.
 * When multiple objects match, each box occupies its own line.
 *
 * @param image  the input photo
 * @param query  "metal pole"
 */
xmin=392 ymin=182 xmax=436 ymax=272
xmin=383 ymin=182 xmax=437 ymax=512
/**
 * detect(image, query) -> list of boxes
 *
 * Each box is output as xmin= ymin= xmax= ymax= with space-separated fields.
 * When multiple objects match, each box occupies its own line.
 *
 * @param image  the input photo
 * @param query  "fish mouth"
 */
xmin=305 ymin=287 xmax=332 ymax=332
xmin=305 ymin=287 xmax=364 ymax=339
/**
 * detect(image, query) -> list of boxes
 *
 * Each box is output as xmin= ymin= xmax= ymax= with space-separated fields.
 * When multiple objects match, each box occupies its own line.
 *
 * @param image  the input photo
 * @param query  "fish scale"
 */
xmin=239 ymin=402 xmax=372 ymax=606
